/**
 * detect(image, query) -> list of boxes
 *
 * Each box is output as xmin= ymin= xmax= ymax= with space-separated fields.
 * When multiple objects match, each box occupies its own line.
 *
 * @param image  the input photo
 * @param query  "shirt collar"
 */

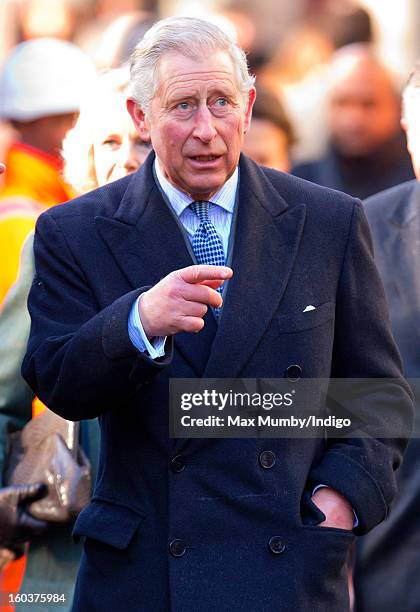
xmin=154 ymin=157 xmax=238 ymax=217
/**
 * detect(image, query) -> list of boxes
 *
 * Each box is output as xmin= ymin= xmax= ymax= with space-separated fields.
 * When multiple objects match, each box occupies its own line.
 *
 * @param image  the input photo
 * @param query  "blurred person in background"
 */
xmin=259 ymin=20 xmax=334 ymax=163
xmin=0 ymin=68 xmax=150 ymax=610
xmin=305 ymin=0 xmax=373 ymax=49
xmin=14 ymin=0 xmax=91 ymax=43
xmin=62 ymin=66 xmax=152 ymax=192
xmin=0 ymin=0 xmax=97 ymax=68
xmin=0 ymin=155 xmax=41 ymax=575
xmin=259 ymin=1 xmax=374 ymax=164
xmin=242 ymin=86 xmax=295 ymax=172
xmin=85 ymin=11 xmax=157 ymax=69
xmin=0 ymin=122 xmax=16 ymax=189
xmin=353 ymin=61 xmax=420 ymax=612
xmin=0 ymin=38 xmax=95 ymax=305
xmin=292 ymin=44 xmax=414 ymax=199
xmin=215 ymin=5 xmax=265 ymax=74
xmin=74 ymin=0 xmax=157 ymax=67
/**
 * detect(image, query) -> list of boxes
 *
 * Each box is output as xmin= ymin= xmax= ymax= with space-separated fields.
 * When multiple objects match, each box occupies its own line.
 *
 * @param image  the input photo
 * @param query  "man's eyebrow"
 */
xmin=207 ymin=88 xmax=236 ymax=98
xmin=167 ymin=92 xmax=196 ymax=103
xmin=167 ymin=86 xmax=236 ymax=103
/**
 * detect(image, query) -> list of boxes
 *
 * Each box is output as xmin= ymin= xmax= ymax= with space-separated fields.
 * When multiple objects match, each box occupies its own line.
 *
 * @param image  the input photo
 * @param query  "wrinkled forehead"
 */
xmin=154 ymin=50 xmax=239 ymax=98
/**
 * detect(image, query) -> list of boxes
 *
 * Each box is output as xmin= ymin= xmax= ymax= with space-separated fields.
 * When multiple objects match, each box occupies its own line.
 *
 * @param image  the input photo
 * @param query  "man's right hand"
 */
xmin=139 ymin=265 xmax=233 ymax=338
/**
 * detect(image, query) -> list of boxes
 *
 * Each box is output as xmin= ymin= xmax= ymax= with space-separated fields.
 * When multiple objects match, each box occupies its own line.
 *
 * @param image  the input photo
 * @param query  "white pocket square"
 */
xmin=303 ymin=305 xmax=316 ymax=312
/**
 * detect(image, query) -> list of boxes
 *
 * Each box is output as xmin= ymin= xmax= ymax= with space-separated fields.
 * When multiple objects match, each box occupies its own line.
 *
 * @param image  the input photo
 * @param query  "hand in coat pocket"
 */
xmin=311 ymin=486 xmax=354 ymax=531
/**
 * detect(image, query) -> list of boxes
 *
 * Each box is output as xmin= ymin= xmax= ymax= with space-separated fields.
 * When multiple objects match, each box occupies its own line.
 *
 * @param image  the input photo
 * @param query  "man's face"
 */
xmin=128 ymin=50 xmax=255 ymax=200
xmin=328 ymin=64 xmax=400 ymax=157
xmin=242 ymin=118 xmax=290 ymax=172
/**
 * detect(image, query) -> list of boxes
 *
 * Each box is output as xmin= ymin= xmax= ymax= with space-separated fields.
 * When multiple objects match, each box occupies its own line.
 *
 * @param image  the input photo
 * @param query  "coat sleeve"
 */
xmin=21 ymin=212 xmax=173 ymax=421
xmin=309 ymin=201 xmax=414 ymax=534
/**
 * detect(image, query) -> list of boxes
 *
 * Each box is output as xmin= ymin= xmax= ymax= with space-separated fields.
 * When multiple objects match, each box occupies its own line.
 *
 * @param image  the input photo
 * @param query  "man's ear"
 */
xmin=127 ymin=98 xmax=150 ymax=140
xmin=243 ymin=87 xmax=256 ymax=134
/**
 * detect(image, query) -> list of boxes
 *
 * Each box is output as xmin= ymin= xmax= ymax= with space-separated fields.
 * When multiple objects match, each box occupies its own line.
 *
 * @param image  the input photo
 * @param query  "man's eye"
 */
xmin=211 ymin=98 xmax=231 ymax=115
xmin=177 ymin=102 xmax=191 ymax=110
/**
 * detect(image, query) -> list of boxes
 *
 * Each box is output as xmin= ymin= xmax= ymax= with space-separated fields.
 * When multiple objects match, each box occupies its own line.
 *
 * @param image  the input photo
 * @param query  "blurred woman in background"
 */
xmin=62 ymin=66 xmax=151 ymax=194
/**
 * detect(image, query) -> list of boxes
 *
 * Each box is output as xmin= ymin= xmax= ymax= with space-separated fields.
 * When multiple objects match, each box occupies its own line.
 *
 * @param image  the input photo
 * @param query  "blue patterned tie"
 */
xmin=190 ymin=200 xmax=225 ymax=318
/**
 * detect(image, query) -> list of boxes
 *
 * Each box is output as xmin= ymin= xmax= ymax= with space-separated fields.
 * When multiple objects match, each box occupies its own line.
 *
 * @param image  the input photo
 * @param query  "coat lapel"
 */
xmin=203 ymin=155 xmax=306 ymax=379
xmin=94 ymin=153 xmax=306 ymax=383
xmin=174 ymin=157 xmax=307 ymax=454
xmin=94 ymin=154 xmax=217 ymax=376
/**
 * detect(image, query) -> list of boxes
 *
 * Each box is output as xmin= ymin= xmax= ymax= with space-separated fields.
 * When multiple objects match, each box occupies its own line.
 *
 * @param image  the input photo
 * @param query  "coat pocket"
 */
xmin=72 ymin=497 xmax=146 ymax=549
xmin=276 ymin=301 xmax=334 ymax=333
xmin=300 ymin=489 xmax=326 ymax=526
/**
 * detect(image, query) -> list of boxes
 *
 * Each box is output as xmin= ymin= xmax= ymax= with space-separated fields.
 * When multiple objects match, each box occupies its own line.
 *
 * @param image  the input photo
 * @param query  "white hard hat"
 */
xmin=0 ymin=38 xmax=96 ymax=121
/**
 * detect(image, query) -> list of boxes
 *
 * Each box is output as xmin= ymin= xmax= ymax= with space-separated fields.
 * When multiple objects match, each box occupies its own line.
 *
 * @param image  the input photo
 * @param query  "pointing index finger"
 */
xmin=177 ymin=265 xmax=233 ymax=285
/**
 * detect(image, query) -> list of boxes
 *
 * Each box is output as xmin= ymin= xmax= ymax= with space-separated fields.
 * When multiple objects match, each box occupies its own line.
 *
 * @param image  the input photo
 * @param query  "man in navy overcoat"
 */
xmin=22 ymin=17 xmax=413 ymax=612
xmin=354 ymin=62 xmax=420 ymax=611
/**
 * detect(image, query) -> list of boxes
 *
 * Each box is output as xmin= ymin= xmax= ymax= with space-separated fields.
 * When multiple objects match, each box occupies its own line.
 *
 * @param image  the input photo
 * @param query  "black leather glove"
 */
xmin=0 ymin=483 xmax=48 ymax=548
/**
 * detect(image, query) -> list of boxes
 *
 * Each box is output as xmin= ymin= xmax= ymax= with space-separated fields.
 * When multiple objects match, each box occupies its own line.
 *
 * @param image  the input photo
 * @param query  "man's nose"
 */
xmin=192 ymin=105 xmax=217 ymax=142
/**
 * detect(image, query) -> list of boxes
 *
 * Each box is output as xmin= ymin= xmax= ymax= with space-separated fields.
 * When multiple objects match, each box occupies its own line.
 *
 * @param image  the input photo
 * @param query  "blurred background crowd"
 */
xmin=0 ymin=0 xmax=419 ymax=611
xmin=0 ymin=0 xmax=419 ymax=178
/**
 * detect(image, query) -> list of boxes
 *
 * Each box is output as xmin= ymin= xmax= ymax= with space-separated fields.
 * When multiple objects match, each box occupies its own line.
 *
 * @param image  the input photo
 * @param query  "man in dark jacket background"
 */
xmin=354 ymin=61 xmax=420 ymax=612
xmin=293 ymin=44 xmax=414 ymax=199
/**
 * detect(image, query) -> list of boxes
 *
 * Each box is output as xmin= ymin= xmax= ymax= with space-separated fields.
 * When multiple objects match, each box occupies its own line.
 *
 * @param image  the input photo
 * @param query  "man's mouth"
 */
xmin=190 ymin=155 xmax=220 ymax=161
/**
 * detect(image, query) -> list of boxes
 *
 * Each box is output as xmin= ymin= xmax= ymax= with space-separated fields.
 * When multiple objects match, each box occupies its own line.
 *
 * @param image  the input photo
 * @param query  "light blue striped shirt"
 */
xmin=128 ymin=159 xmax=238 ymax=358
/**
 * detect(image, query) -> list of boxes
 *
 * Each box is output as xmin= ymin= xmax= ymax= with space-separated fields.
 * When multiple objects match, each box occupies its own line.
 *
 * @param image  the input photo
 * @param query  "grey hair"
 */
xmin=402 ymin=60 xmax=420 ymax=120
xmin=129 ymin=16 xmax=255 ymax=115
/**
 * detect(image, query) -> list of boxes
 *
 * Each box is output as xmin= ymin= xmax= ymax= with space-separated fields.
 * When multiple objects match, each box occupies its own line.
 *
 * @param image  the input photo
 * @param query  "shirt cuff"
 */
xmin=128 ymin=294 xmax=167 ymax=359
xmin=312 ymin=484 xmax=359 ymax=528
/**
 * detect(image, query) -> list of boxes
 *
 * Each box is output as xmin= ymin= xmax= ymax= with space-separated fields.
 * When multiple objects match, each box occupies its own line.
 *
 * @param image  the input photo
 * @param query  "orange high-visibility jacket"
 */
xmin=0 ymin=142 xmax=74 ymax=304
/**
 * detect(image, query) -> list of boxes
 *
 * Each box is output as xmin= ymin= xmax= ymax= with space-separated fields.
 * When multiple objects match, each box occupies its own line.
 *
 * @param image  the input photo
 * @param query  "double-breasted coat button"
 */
xmin=285 ymin=364 xmax=302 ymax=381
xmin=268 ymin=536 xmax=286 ymax=555
xmin=259 ymin=450 xmax=276 ymax=469
xmin=169 ymin=539 xmax=187 ymax=557
xmin=170 ymin=455 xmax=185 ymax=473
